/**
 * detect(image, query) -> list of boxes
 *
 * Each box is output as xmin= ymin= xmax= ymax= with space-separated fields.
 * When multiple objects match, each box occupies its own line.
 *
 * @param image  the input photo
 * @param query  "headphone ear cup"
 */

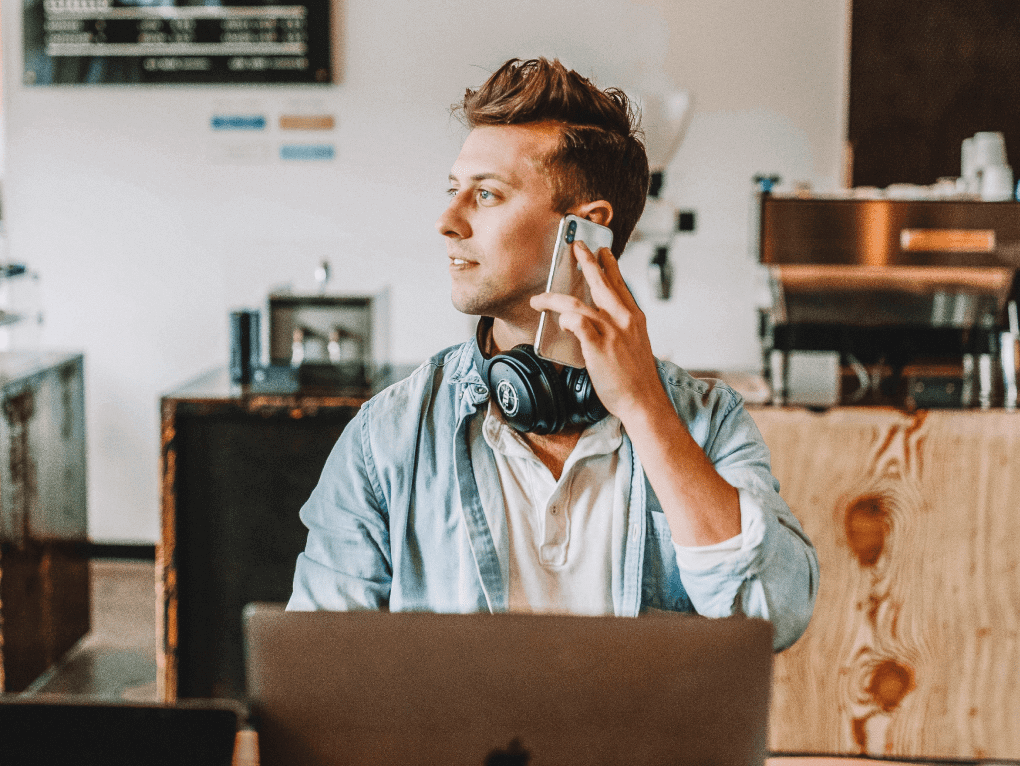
xmin=562 ymin=367 xmax=608 ymax=427
xmin=485 ymin=346 xmax=567 ymax=434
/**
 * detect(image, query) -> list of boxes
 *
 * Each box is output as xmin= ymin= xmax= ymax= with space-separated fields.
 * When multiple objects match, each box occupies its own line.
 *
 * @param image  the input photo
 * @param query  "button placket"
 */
xmin=540 ymin=482 xmax=570 ymax=566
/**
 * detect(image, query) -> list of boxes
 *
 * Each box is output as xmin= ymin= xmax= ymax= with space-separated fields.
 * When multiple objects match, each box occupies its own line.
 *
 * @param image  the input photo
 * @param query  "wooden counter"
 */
xmin=160 ymin=368 xmax=1020 ymax=757
xmin=751 ymin=407 xmax=1020 ymax=760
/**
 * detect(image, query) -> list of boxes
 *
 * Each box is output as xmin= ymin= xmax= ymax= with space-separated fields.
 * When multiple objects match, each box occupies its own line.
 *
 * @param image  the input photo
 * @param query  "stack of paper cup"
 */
xmin=963 ymin=132 xmax=1014 ymax=200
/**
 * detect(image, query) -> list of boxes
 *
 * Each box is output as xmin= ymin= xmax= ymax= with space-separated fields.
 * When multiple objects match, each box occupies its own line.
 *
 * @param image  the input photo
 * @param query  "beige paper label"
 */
xmin=900 ymin=229 xmax=996 ymax=252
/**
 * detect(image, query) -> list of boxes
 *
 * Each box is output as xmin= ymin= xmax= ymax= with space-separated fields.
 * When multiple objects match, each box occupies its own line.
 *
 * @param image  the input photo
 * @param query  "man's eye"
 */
xmin=446 ymin=187 xmax=458 ymax=198
xmin=477 ymin=189 xmax=494 ymax=202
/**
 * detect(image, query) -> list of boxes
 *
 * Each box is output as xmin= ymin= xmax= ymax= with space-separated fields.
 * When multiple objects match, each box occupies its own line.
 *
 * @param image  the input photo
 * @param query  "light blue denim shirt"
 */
xmin=288 ymin=339 xmax=819 ymax=651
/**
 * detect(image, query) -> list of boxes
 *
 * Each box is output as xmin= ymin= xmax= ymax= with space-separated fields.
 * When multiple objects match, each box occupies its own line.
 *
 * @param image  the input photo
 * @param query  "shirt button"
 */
xmin=550 ymin=506 xmax=558 ymax=515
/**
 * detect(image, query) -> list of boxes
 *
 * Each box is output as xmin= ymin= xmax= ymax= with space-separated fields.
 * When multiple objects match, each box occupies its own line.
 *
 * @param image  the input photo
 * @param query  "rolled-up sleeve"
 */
xmin=676 ymin=397 xmax=819 ymax=652
xmin=287 ymin=405 xmax=393 ymax=611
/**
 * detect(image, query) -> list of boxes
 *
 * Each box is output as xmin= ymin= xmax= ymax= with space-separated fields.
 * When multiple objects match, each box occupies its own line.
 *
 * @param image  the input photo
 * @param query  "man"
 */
xmin=288 ymin=58 xmax=818 ymax=651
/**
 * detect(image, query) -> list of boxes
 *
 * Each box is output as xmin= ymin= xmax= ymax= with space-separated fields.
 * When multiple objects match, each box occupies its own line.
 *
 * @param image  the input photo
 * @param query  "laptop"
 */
xmin=0 ymin=694 xmax=243 ymax=766
xmin=244 ymin=604 xmax=774 ymax=766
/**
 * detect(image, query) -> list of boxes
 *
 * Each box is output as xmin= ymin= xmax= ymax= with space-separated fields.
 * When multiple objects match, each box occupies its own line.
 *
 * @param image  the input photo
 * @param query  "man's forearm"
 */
xmin=618 ymin=388 xmax=741 ymax=547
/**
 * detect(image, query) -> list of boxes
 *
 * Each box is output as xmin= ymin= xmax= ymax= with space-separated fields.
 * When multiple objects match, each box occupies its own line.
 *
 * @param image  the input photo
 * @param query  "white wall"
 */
xmin=1 ymin=0 xmax=850 ymax=542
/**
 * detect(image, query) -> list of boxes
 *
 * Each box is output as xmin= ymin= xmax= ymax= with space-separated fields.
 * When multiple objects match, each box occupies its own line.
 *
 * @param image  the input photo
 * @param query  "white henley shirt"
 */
xmin=474 ymin=402 xmax=743 ymax=615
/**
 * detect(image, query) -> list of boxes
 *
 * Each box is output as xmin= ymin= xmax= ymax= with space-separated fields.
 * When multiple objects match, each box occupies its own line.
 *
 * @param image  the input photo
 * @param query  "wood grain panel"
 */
xmin=751 ymin=407 xmax=1020 ymax=759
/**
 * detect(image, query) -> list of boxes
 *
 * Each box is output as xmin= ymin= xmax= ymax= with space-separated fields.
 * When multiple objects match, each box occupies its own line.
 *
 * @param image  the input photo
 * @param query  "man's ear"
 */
xmin=571 ymin=200 xmax=613 ymax=227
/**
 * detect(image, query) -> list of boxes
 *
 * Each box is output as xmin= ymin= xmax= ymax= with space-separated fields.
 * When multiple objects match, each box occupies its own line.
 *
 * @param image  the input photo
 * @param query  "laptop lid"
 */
xmin=244 ymin=604 xmax=774 ymax=766
xmin=0 ymin=694 xmax=242 ymax=766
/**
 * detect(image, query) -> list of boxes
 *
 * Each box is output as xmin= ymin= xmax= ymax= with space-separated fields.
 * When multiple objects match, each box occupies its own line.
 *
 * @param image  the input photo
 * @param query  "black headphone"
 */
xmin=473 ymin=319 xmax=607 ymax=435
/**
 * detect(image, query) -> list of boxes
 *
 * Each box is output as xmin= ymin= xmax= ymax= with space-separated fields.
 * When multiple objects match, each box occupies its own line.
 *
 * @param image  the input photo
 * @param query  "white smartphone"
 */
xmin=534 ymin=214 xmax=614 ymax=369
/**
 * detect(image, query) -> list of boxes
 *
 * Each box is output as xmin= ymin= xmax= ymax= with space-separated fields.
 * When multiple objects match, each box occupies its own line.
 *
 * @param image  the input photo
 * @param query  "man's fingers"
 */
xmin=556 ymin=307 xmax=604 ymax=347
xmin=585 ymin=243 xmax=640 ymax=313
xmin=530 ymin=290 xmax=598 ymax=321
xmin=574 ymin=241 xmax=638 ymax=308
xmin=572 ymin=242 xmax=632 ymax=323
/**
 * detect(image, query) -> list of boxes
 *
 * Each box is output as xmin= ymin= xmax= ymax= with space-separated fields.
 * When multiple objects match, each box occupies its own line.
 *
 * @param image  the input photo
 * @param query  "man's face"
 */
xmin=436 ymin=123 xmax=564 ymax=328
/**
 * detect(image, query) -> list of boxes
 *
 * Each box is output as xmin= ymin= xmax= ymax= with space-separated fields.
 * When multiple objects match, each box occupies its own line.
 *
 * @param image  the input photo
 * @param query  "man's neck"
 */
xmin=490 ymin=317 xmax=538 ymax=355
xmin=518 ymin=426 xmax=585 ymax=481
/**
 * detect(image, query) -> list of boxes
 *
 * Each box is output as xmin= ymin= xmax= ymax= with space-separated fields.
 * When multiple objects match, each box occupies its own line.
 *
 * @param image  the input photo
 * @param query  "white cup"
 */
xmin=980 ymin=163 xmax=1014 ymax=201
xmin=972 ymin=131 xmax=1009 ymax=168
xmin=961 ymin=136 xmax=976 ymax=179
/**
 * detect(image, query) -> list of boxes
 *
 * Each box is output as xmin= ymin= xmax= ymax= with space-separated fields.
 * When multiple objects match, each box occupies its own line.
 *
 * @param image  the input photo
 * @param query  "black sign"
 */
xmin=23 ymin=0 xmax=333 ymax=85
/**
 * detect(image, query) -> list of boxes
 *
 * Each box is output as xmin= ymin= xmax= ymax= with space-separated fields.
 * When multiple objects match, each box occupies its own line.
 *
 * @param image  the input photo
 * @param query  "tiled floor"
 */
xmin=24 ymin=558 xmax=261 ymax=764
xmin=30 ymin=559 xmax=158 ymax=700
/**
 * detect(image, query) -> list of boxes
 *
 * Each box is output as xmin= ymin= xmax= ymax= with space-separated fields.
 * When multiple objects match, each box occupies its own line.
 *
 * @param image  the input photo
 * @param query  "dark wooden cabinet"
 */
xmin=158 ymin=368 xmax=392 ymax=701
xmin=0 ymin=352 xmax=88 ymax=693
xmin=849 ymin=0 xmax=1020 ymax=186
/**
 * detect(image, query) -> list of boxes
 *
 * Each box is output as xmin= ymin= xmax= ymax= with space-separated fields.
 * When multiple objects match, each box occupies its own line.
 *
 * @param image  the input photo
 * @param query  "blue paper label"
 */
xmin=280 ymin=144 xmax=335 ymax=161
xmin=211 ymin=115 xmax=267 ymax=131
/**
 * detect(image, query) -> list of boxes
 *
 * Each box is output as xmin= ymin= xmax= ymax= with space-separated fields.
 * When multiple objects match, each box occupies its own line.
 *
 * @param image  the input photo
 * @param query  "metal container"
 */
xmin=269 ymin=290 xmax=388 ymax=360
xmin=761 ymin=197 xmax=1020 ymax=329
xmin=758 ymin=196 xmax=1020 ymax=406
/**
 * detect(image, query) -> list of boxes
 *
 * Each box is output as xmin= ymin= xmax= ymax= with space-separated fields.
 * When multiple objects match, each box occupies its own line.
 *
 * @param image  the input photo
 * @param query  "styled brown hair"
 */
xmin=456 ymin=58 xmax=649 ymax=258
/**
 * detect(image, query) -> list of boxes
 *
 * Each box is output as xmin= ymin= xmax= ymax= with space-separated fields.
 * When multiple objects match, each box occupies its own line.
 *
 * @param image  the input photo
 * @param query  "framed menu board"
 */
xmin=22 ymin=0 xmax=333 ymax=85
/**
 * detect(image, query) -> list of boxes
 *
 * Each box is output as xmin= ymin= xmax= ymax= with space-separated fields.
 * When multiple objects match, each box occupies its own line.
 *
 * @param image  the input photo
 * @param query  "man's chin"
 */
xmin=450 ymin=292 xmax=490 ymax=317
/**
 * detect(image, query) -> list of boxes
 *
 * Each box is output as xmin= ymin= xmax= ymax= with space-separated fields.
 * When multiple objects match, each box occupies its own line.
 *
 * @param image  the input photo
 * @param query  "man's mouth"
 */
xmin=450 ymin=257 xmax=477 ymax=267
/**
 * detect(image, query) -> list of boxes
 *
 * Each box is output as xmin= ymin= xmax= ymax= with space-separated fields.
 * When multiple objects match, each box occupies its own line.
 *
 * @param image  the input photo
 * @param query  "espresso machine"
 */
xmin=757 ymin=192 xmax=1020 ymax=409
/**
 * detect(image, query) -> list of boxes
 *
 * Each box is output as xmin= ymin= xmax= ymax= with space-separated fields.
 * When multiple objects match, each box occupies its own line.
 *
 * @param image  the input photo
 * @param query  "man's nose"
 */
xmin=436 ymin=194 xmax=469 ymax=239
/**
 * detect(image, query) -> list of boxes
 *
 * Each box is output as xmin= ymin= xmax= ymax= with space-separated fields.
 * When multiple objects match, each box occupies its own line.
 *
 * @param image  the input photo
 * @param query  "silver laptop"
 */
xmin=244 ymin=604 xmax=774 ymax=766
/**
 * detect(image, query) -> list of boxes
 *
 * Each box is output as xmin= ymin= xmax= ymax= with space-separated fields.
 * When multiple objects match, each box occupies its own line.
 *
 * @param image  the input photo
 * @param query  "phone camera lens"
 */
xmin=566 ymin=220 xmax=576 ymax=243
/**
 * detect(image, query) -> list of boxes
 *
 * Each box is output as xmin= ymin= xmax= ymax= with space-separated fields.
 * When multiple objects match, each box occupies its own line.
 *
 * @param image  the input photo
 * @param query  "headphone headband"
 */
xmin=472 ymin=318 xmax=606 ymax=435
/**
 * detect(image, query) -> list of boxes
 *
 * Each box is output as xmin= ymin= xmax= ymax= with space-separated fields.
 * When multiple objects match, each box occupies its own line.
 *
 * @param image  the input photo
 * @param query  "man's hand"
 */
xmin=529 ymin=240 xmax=671 ymax=422
xmin=529 ymin=240 xmax=742 ymax=547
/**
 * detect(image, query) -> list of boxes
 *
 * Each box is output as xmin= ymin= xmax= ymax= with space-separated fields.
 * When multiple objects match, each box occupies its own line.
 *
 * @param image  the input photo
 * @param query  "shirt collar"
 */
xmin=482 ymin=400 xmax=623 ymax=464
